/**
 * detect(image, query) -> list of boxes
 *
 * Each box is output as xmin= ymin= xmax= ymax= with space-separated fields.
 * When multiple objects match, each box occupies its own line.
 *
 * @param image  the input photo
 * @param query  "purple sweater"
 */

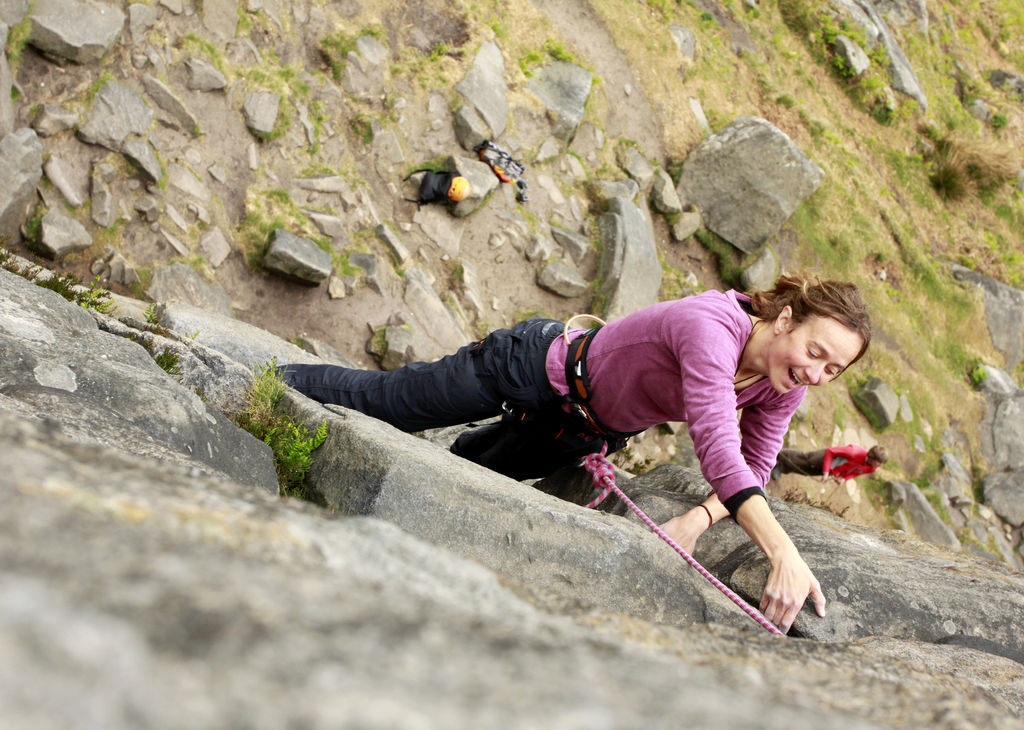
xmin=546 ymin=290 xmax=805 ymax=502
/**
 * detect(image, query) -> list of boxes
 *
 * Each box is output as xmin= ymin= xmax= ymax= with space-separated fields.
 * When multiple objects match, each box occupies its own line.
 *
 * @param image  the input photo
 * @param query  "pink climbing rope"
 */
xmin=581 ymin=446 xmax=785 ymax=636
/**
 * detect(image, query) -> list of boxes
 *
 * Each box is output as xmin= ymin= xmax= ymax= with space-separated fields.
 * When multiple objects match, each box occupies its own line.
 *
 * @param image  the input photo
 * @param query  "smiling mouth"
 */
xmin=789 ymin=368 xmax=802 ymax=387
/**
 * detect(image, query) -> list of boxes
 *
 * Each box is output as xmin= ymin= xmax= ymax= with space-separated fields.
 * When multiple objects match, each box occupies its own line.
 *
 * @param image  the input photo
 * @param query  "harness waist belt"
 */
xmin=564 ymin=328 xmax=640 ymax=441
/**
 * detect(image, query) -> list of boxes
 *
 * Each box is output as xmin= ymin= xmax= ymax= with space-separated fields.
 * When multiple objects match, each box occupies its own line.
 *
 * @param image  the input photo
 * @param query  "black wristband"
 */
xmin=722 ymin=487 xmax=766 ymax=518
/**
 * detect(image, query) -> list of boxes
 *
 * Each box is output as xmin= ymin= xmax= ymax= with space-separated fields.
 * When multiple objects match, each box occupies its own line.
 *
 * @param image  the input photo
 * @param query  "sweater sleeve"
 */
xmin=738 ymin=390 xmax=805 ymax=488
xmin=667 ymin=301 xmax=768 ymax=502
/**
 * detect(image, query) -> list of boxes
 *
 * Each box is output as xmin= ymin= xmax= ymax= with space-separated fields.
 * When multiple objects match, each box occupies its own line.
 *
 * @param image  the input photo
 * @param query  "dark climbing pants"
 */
xmin=775 ymin=448 xmax=827 ymax=476
xmin=278 ymin=318 xmax=565 ymax=433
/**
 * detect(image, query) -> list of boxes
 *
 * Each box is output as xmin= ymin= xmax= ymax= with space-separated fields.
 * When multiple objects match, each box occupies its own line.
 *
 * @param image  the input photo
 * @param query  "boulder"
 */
xmin=146 ymin=262 xmax=234 ymax=318
xmin=597 ymin=195 xmax=662 ymax=320
xmin=888 ymin=480 xmax=961 ymax=550
xmin=952 ymin=265 xmax=1024 ymax=372
xmin=854 ymin=376 xmax=900 ymax=429
xmin=77 ymin=81 xmax=153 ymax=152
xmin=982 ymin=471 xmax=1024 ymax=527
xmin=528 ymin=61 xmax=593 ymax=142
xmin=455 ymin=41 xmax=508 ymax=137
xmin=243 ymin=92 xmax=281 ymax=135
xmin=28 ymin=0 xmax=124 ymax=64
xmin=677 ymin=117 xmax=824 ymax=253
xmin=0 ymin=128 xmax=43 ymax=242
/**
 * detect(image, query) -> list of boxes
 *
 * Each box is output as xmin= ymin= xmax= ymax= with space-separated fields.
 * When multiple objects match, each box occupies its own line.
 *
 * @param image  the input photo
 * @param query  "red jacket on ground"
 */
xmin=823 ymin=444 xmax=878 ymax=481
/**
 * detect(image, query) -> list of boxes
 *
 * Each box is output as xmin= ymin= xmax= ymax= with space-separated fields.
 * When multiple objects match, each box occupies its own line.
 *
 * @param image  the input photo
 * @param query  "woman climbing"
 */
xmin=279 ymin=272 xmax=871 ymax=633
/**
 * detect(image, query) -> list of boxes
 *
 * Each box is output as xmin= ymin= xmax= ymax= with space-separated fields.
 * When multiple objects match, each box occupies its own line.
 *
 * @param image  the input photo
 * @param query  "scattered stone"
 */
xmin=982 ymin=471 xmax=1024 ymax=527
xmin=159 ymin=227 xmax=189 ymax=257
xmin=135 ymin=195 xmax=160 ymax=223
xmin=90 ymin=160 xmax=117 ymax=227
xmin=164 ymin=203 xmax=188 ymax=233
xmin=243 ymin=92 xmax=281 ymax=135
xmin=29 ymin=209 xmax=90 ymax=260
xmin=951 ymin=265 xmax=1024 ymax=372
xmin=30 ymin=103 xmax=77 ymax=137
xmin=355 ymin=34 xmax=388 ymax=66
xmin=967 ymin=98 xmax=992 ymax=123
xmin=375 ymin=223 xmax=411 ymax=266
xmin=550 ymin=225 xmax=590 ymax=265
xmin=986 ymin=69 xmax=1024 ymax=100
xmin=349 ymin=252 xmax=382 ymax=295
xmin=597 ymin=195 xmax=661 ymax=319
xmin=121 ymin=136 xmax=162 ymax=182
xmin=535 ymin=138 xmax=560 ymax=164
xmin=263 ymin=229 xmax=332 ymax=286
xmin=305 ymin=210 xmax=345 ymax=239
xmin=650 ymin=169 xmax=683 ymax=215
xmin=78 ymin=81 xmax=153 ymax=152
xmin=167 ymin=163 xmax=211 ymax=203
xmin=537 ymin=261 xmax=588 ymax=298
xmin=42 ymin=156 xmax=84 ymax=207
xmin=671 ymin=207 xmax=702 ymax=242
xmin=142 ymin=74 xmax=199 ymax=134
xmin=670 ymin=24 xmax=697 ymax=62
xmin=688 ymin=97 xmax=711 ymax=137
xmin=524 ymin=233 xmax=553 ymax=263
xmin=128 ymin=2 xmax=158 ymax=42
xmin=899 ymin=393 xmax=914 ymax=423
xmin=452 ymin=105 xmax=489 ymax=152
xmin=617 ymin=146 xmax=654 ymax=190
xmin=739 ymin=245 xmax=778 ymax=292
xmin=185 ymin=57 xmax=228 ymax=91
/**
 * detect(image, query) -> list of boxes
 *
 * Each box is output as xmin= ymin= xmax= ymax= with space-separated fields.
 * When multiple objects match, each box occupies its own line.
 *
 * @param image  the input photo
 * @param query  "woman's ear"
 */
xmin=773 ymin=305 xmax=793 ymax=335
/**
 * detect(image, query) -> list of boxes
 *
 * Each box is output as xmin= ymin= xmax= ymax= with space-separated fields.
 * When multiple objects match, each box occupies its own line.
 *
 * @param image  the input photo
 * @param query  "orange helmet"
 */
xmin=447 ymin=176 xmax=471 ymax=202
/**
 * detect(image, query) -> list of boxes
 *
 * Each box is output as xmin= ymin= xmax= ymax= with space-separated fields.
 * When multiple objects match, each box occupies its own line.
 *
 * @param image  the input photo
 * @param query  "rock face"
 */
xmin=1 ymin=1 xmax=1023 ymax=724
xmin=0 ymin=268 xmax=278 ymax=491
xmin=677 ymin=117 xmax=824 ymax=253
xmin=2 ymin=260 xmax=1024 ymax=727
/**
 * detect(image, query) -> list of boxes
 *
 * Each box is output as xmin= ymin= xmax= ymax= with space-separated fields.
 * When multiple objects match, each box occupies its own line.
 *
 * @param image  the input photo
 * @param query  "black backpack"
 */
xmin=404 ymin=169 xmax=461 ymax=209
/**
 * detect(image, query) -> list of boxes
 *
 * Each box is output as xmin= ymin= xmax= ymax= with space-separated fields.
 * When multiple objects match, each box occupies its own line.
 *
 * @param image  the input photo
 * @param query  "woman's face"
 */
xmin=763 ymin=309 xmax=864 ymax=394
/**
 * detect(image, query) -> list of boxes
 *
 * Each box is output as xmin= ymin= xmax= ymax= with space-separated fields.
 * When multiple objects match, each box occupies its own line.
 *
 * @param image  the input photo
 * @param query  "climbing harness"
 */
xmin=581 ymin=444 xmax=785 ymax=636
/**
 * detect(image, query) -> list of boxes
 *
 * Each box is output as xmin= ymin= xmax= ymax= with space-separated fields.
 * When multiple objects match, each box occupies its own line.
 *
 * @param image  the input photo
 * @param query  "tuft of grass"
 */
xmin=924 ymin=132 xmax=1019 ymax=201
xmin=234 ymin=362 xmax=328 ymax=496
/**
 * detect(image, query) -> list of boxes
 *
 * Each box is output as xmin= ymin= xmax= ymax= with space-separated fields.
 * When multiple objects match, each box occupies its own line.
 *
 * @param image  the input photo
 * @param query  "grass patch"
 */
xmin=920 ymin=129 xmax=1019 ymax=201
xmin=234 ymin=362 xmax=328 ymax=497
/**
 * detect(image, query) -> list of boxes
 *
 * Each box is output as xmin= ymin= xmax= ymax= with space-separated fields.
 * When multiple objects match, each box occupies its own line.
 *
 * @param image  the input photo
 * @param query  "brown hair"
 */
xmin=867 ymin=445 xmax=888 ymax=464
xmin=749 ymin=272 xmax=872 ymax=368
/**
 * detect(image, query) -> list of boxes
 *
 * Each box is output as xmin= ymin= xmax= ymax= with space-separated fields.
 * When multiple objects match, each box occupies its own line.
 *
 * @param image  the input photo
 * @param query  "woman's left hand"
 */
xmin=659 ymin=508 xmax=710 ymax=554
